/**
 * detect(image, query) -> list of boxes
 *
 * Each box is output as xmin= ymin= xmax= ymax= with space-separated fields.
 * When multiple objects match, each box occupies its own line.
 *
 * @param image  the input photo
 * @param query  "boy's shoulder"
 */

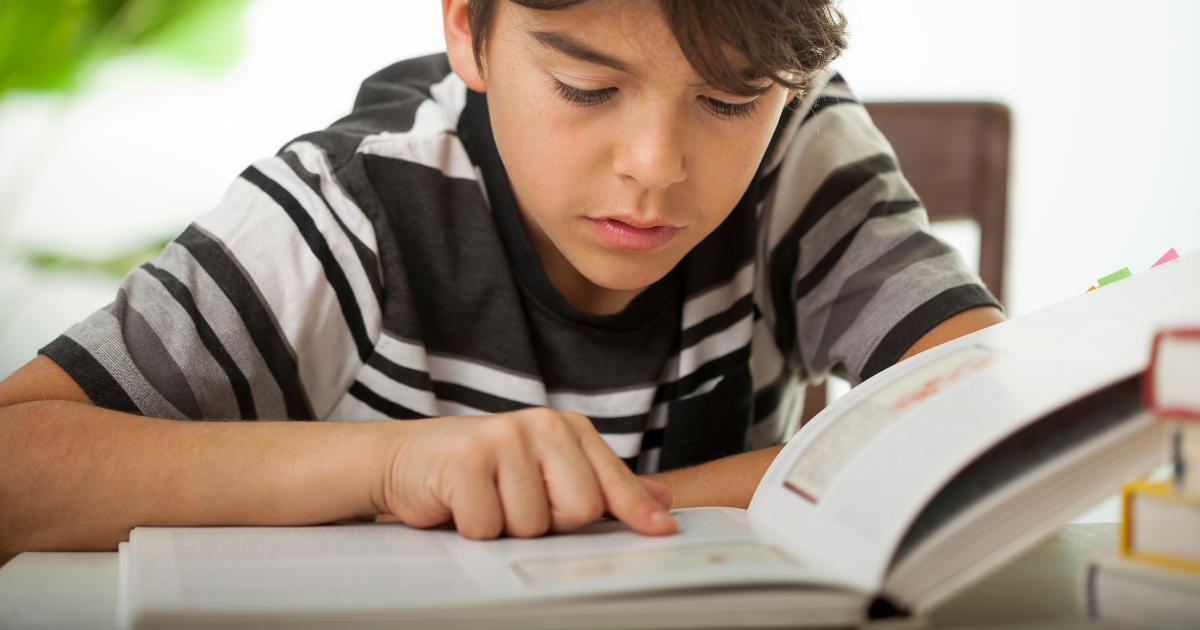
xmin=352 ymin=54 xmax=454 ymax=111
xmin=292 ymin=53 xmax=463 ymax=172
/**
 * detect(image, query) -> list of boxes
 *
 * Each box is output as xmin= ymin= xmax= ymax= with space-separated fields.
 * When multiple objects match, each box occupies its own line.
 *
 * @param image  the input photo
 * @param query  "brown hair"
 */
xmin=467 ymin=0 xmax=848 ymax=97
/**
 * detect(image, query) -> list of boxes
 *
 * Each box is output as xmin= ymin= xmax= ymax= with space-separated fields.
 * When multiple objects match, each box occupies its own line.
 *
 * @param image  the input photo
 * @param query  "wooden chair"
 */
xmin=799 ymin=102 xmax=1012 ymax=424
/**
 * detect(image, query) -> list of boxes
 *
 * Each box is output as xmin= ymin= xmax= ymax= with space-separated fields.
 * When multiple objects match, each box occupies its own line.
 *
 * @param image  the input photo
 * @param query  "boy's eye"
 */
xmin=552 ymin=79 xmax=615 ymax=107
xmin=550 ymin=78 xmax=757 ymax=120
xmin=703 ymin=96 xmax=759 ymax=120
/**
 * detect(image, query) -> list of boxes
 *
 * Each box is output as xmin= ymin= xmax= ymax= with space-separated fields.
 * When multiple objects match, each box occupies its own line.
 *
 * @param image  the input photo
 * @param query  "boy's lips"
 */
xmin=586 ymin=217 xmax=679 ymax=252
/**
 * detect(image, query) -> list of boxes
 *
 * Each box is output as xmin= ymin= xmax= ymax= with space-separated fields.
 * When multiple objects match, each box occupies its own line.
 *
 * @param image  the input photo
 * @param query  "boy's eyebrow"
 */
xmin=530 ymin=30 xmax=634 ymax=75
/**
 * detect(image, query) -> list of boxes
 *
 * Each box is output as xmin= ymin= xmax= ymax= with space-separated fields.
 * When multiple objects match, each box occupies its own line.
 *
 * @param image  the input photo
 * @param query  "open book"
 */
xmin=118 ymin=251 xmax=1198 ymax=630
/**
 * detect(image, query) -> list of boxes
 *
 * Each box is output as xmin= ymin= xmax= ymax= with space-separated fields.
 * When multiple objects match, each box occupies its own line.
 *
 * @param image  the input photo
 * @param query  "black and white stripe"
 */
xmin=174 ymin=225 xmax=312 ymax=419
xmin=43 ymin=55 xmax=998 ymax=473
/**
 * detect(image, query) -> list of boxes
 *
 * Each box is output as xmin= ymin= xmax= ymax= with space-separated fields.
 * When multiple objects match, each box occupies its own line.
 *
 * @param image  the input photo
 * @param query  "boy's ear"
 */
xmin=443 ymin=0 xmax=487 ymax=93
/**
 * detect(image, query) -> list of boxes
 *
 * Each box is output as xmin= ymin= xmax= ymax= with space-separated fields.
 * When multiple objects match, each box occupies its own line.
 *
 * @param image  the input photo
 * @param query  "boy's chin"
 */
xmin=578 ymin=257 xmax=677 ymax=293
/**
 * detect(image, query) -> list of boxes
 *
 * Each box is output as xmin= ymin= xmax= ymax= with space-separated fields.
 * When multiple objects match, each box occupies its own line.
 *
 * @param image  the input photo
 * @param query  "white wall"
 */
xmin=836 ymin=0 xmax=1200 ymax=316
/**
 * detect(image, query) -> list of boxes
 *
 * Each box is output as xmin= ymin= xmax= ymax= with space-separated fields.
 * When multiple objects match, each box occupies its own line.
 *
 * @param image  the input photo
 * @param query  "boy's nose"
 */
xmin=611 ymin=104 xmax=687 ymax=191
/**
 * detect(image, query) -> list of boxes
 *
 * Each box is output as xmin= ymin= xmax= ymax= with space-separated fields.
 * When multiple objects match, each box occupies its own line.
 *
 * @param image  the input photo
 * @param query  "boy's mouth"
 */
xmin=586 ymin=217 xmax=679 ymax=252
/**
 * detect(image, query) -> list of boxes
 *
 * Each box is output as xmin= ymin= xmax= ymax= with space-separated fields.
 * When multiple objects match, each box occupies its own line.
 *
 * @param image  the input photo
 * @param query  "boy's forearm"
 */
xmin=646 ymin=444 xmax=783 ymax=510
xmin=0 ymin=401 xmax=396 ymax=559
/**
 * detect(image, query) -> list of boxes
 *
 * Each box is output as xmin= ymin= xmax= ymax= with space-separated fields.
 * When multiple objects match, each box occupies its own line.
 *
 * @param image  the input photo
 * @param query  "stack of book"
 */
xmin=1084 ymin=328 xmax=1200 ymax=629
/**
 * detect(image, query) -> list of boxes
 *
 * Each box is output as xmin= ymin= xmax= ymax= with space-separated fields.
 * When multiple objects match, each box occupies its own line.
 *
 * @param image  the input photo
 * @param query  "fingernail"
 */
xmin=650 ymin=510 xmax=673 ymax=525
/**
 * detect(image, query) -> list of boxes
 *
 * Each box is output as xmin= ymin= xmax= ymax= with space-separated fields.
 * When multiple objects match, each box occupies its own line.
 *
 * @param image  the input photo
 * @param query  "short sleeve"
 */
xmin=761 ymin=73 xmax=1001 ymax=386
xmin=40 ymin=145 xmax=384 ymax=420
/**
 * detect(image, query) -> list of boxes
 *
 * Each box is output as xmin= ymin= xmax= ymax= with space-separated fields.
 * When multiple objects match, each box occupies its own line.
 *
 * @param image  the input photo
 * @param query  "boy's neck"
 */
xmin=517 ymin=203 xmax=646 ymax=316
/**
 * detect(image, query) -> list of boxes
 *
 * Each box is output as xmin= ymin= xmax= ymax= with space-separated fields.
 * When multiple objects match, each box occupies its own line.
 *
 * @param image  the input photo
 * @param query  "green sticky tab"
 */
xmin=1097 ymin=267 xmax=1132 ymax=286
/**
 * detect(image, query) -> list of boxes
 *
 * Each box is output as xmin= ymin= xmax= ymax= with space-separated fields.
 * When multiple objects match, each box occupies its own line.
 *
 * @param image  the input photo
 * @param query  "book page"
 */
xmin=513 ymin=542 xmax=795 ymax=586
xmin=747 ymin=342 xmax=1010 ymax=591
xmin=749 ymin=250 xmax=1200 ymax=593
xmin=161 ymin=523 xmax=480 ymax=608
xmin=784 ymin=346 xmax=998 ymax=503
xmin=127 ymin=507 xmax=832 ymax=621
xmin=891 ymin=375 xmax=1144 ymax=561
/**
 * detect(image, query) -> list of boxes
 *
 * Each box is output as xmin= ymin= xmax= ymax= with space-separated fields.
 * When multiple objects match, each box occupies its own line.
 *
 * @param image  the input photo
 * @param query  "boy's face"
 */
xmin=472 ymin=0 xmax=792 ymax=293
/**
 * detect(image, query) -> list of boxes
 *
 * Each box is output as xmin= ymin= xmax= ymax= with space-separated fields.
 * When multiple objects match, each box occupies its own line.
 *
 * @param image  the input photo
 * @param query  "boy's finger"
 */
xmin=494 ymin=431 xmax=552 ymax=538
xmin=447 ymin=463 xmax=505 ymax=540
xmin=563 ymin=413 xmax=677 ymax=536
xmin=638 ymin=477 xmax=673 ymax=511
xmin=602 ymin=478 xmax=673 ymax=520
xmin=524 ymin=410 xmax=606 ymax=533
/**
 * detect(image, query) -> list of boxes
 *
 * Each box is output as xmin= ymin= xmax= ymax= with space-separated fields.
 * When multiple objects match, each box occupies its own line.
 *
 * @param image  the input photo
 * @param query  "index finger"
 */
xmin=562 ymin=413 xmax=677 ymax=536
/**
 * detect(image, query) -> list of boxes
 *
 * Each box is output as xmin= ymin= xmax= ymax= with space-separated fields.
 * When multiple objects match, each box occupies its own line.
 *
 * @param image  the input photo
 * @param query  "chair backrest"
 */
xmin=863 ymin=102 xmax=1010 ymax=303
xmin=798 ymin=102 xmax=1012 ymax=426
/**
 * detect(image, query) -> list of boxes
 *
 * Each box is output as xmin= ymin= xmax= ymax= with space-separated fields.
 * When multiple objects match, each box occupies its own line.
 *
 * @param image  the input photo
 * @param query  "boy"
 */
xmin=0 ymin=0 xmax=1003 ymax=558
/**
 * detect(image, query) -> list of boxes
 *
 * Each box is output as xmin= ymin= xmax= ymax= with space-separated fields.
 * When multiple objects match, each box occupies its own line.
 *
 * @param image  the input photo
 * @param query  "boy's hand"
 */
xmin=381 ymin=408 xmax=677 ymax=539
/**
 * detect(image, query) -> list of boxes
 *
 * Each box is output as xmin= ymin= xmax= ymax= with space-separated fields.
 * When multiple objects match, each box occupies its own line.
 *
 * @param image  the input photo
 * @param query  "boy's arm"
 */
xmin=0 ymin=356 xmax=674 ymax=562
xmin=649 ymin=305 xmax=1006 ymax=509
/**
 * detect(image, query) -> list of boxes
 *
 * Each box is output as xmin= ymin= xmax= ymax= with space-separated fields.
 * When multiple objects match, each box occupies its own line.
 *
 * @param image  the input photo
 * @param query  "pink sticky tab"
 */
xmin=1152 ymin=248 xmax=1179 ymax=268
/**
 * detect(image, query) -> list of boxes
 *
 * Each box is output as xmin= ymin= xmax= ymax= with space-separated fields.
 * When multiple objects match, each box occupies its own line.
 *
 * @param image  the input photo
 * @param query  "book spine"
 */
xmin=1083 ymin=561 xmax=1100 ymax=622
xmin=1119 ymin=482 xmax=1133 ymax=557
xmin=1182 ymin=424 xmax=1200 ymax=497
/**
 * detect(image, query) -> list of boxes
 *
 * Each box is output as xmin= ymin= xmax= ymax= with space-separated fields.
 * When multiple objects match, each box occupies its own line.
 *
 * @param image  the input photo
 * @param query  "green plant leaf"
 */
xmin=25 ymin=236 xmax=172 ymax=277
xmin=0 ymin=0 xmax=249 ymax=97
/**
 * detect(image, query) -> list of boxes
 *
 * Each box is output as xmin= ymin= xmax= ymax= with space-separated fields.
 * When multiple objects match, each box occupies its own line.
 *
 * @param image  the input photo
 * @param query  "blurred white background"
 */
xmin=1 ymin=0 xmax=1195 ymax=517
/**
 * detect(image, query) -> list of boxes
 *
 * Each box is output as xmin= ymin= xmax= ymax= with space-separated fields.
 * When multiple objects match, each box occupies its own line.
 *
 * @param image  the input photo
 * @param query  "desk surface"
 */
xmin=0 ymin=523 xmax=1115 ymax=630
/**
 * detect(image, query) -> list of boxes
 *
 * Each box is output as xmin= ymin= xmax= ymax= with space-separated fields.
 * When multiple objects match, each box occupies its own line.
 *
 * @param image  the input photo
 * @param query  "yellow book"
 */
xmin=1121 ymin=479 xmax=1200 ymax=573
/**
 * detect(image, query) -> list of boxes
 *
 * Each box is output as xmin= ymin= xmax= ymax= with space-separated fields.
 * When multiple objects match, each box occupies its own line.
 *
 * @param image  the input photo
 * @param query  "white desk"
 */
xmin=0 ymin=524 xmax=1115 ymax=629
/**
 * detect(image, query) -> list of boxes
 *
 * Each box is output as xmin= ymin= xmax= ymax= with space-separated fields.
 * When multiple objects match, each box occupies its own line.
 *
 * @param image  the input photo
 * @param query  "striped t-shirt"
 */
xmin=42 ymin=54 xmax=999 ymax=473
